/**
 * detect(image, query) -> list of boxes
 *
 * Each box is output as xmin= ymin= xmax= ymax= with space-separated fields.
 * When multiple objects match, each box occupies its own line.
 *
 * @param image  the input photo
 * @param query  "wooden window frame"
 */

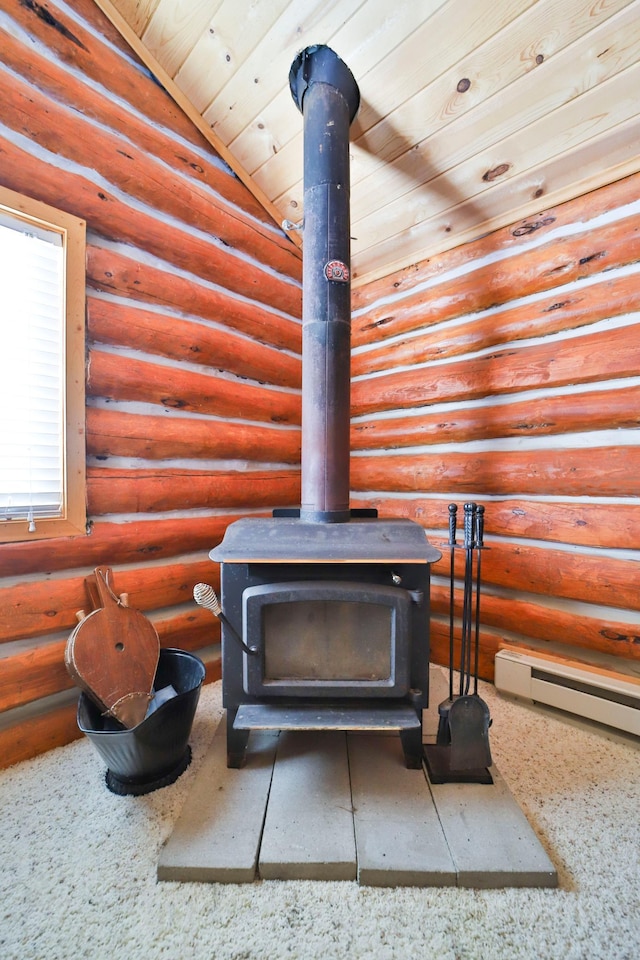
xmin=0 ymin=185 xmax=86 ymax=543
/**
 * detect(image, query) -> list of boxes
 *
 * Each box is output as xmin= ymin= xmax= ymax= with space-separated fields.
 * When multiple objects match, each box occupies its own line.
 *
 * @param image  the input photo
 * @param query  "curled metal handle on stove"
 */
xmin=193 ymin=583 xmax=258 ymax=656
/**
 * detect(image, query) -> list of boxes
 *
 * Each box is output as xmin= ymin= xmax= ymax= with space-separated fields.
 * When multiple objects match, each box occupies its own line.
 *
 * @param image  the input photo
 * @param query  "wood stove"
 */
xmin=209 ymin=45 xmax=440 ymax=768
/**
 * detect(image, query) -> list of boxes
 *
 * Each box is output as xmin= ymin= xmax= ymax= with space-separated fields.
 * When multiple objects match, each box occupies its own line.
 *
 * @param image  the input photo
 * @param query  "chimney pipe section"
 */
xmin=289 ymin=46 xmax=360 ymax=523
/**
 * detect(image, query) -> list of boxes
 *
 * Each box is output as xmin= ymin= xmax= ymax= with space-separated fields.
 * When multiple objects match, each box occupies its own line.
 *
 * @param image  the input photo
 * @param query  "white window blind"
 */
xmin=0 ymin=210 xmax=65 ymax=527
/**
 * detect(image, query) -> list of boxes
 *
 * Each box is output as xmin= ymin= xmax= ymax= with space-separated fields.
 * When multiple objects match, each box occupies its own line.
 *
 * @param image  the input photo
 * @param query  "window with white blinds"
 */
xmin=0 ymin=187 xmax=86 ymax=543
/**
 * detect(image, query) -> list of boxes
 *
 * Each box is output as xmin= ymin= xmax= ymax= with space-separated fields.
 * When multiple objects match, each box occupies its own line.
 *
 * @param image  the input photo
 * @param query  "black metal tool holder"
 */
xmin=423 ymin=502 xmax=493 ymax=784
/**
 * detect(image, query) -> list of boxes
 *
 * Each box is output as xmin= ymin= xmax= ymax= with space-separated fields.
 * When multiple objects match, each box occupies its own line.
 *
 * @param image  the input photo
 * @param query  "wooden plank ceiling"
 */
xmin=96 ymin=0 xmax=640 ymax=286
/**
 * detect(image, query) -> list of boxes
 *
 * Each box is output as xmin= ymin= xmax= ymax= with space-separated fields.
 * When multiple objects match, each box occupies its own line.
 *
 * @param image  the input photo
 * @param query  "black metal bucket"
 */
xmin=77 ymin=648 xmax=205 ymax=796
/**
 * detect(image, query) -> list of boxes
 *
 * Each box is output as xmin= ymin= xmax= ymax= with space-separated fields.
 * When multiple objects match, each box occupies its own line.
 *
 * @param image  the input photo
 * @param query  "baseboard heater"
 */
xmin=494 ymin=647 xmax=640 ymax=737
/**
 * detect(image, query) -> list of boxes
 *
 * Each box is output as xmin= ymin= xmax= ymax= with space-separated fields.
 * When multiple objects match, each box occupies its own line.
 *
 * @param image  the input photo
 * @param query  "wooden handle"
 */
xmin=93 ymin=566 xmax=120 ymax=609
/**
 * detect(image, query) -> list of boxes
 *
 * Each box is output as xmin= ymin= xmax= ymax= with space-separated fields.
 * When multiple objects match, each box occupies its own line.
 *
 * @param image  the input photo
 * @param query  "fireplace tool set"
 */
xmin=423 ymin=502 xmax=493 ymax=783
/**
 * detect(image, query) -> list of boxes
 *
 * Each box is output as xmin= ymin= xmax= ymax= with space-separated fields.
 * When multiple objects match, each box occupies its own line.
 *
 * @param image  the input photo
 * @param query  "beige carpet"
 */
xmin=1 ymin=671 xmax=639 ymax=960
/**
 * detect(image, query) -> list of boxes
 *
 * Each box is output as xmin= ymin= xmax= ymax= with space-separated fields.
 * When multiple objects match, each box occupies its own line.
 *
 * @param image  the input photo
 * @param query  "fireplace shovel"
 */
xmin=448 ymin=693 xmax=492 ymax=771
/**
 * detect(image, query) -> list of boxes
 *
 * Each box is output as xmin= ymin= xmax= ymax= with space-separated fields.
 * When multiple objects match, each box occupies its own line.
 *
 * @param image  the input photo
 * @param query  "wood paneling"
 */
xmin=352 ymin=325 xmax=640 ymax=415
xmin=86 ymin=245 xmax=300 ymax=346
xmin=0 ymin=559 xmax=216 ymax=645
xmin=1 ymin=0 xmax=638 ymax=768
xmin=352 ymin=172 xmax=640 ymax=678
xmin=0 ymin=515 xmax=251 ymax=579
xmin=86 ymin=350 xmax=301 ymax=425
xmin=352 ymin=446 xmax=640 ymax=499
xmin=86 ymin=465 xmax=300 ymax=514
xmin=351 ymin=496 xmax=640 ymax=552
xmin=0 ymin=701 xmax=83 ymax=772
xmin=97 ymin=0 xmax=640 ymax=285
xmin=352 ymin=214 xmax=640 ymax=348
xmin=352 ymin=272 xmax=640 ymax=378
xmin=0 ymin=0 xmax=300 ymax=766
xmin=86 ymin=407 xmax=301 ymax=462
xmin=87 ymin=298 xmax=301 ymax=389
xmin=351 ymin=385 xmax=640 ymax=449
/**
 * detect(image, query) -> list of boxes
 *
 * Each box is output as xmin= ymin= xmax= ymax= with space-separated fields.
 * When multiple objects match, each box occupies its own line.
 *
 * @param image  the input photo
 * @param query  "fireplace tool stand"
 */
xmin=424 ymin=502 xmax=493 ymax=784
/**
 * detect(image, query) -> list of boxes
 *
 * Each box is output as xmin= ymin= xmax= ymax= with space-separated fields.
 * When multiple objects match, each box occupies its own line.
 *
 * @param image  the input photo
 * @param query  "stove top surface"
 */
xmin=210 ymin=516 xmax=442 ymax=564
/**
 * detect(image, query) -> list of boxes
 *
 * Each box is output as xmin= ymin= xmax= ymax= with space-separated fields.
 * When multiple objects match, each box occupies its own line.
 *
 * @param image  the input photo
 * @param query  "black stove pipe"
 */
xmin=289 ymin=45 xmax=360 ymax=523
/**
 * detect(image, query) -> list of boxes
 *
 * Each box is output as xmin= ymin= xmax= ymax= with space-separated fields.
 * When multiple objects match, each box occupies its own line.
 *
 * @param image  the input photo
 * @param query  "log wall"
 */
xmin=1 ymin=0 xmax=638 ymax=768
xmin=0 ymin=0 xmax=302 ymax=768
xmin=350 ymin=172 xmax=640 ymax=681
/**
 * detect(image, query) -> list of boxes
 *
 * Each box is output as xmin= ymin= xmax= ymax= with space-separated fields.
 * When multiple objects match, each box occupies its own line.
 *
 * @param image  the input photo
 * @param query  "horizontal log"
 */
xmin=0 ymin=627 xmax=220 ymax=716
xmin=87 ymin=298 xmax=301 ymax=389
xmin=0 ymin=13 xmax=286 ymax=234
xmin=87 ymin=466 xmax=300 ymax=515
xmin=0 ymin=657 xmax=221 ymax=769
xmin=430 ymin=619 xmax=497 ymax=683
xmin=351 ymin=446 xmax=640 ymax=498
xmin=351 ymin=383 xmax=640 ymax=450
xmin=86 ymin=350 xmax=301 ymax=427
xmin=352 ymin=171 xmax=640 ymax=309
xmin=0 ymin=699 xmax=81 ymax=771
xmin=350 ymin=496 xmax=640 ymax=551
xmin=153 ymin=608 xmax=220 ymax=652
xmin=429 ymin=540 xmax=640 ymax=613
xmin=0 ymin=0 xmax=288 ymax=236
xmin=351 ymin=324 xmax=640 ymax=415
xmin=0 ymin=609 xmax=219 ymax=712
xmin=0 ymin=514 xmax=250 ymax=578
xmin=0 ymin=57 xmax=300 ymax=280
xmin=431 ymin=585 xmax=640 ymax=661
xmin=353 ymin=211 xmax=640 ymax=347
xmin=353 ymin=270 xmax=640 ymax=378
xmin=0 ymin=0 xmax=206 ymax=149
xmin=86 ymin=407 xmax=301 ymax=464
xmin=0 ymin=130 xmax=299 ymax=318
xmin=0 ymin=559 xmax=218 ymax=644
xmin=0 ymin=641 xmax=71 ymax=713
xmin=87 ymin=246 xmax=301 ymax=351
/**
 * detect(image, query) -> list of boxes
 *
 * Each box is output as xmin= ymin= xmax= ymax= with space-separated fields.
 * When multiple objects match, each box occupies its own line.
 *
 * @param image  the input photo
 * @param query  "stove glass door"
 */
xmin=242 ymin=580 xmax=410 ymax=698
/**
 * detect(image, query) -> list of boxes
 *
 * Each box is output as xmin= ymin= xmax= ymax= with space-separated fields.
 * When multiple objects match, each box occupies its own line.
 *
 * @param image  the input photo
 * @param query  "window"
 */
xmin=0 ymin=185 xmax=86 ymax=542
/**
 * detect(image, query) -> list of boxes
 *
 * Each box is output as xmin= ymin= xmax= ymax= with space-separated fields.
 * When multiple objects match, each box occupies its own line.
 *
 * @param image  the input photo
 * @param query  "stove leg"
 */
xmin=400 ymin=726 xmax=423 ymax=769
xmin=226 ymin=708 xmax=250 ymax=768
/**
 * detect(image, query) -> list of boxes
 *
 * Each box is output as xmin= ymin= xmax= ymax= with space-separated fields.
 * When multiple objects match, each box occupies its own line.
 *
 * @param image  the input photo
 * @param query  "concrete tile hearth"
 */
xmin=158 ymin=669 xmax=557 ymax=888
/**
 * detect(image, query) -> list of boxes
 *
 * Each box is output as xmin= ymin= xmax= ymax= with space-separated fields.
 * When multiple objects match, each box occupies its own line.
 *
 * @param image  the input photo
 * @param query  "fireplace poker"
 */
xmin=473 ymin=504 xmax=485 ymax=694
xmin=460 ymin=502 xmax=476 ymax=697
xmin=448 ymin=502 xmax=457 ymax=703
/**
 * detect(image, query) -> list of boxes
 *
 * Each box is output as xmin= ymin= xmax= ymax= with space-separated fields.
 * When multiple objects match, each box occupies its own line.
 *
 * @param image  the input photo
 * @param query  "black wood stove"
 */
xmin=208 ymin=45 xmax=441 ymax=768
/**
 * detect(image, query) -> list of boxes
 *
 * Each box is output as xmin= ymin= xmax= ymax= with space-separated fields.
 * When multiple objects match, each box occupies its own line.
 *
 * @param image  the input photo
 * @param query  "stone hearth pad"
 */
xmin=158 ymin=670 xmax=557 ymax=888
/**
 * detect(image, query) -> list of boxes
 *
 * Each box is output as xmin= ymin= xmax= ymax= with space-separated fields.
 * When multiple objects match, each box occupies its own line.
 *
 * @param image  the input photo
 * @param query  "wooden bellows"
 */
xmin=65 ymin=567 xmax=160 ymax=728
